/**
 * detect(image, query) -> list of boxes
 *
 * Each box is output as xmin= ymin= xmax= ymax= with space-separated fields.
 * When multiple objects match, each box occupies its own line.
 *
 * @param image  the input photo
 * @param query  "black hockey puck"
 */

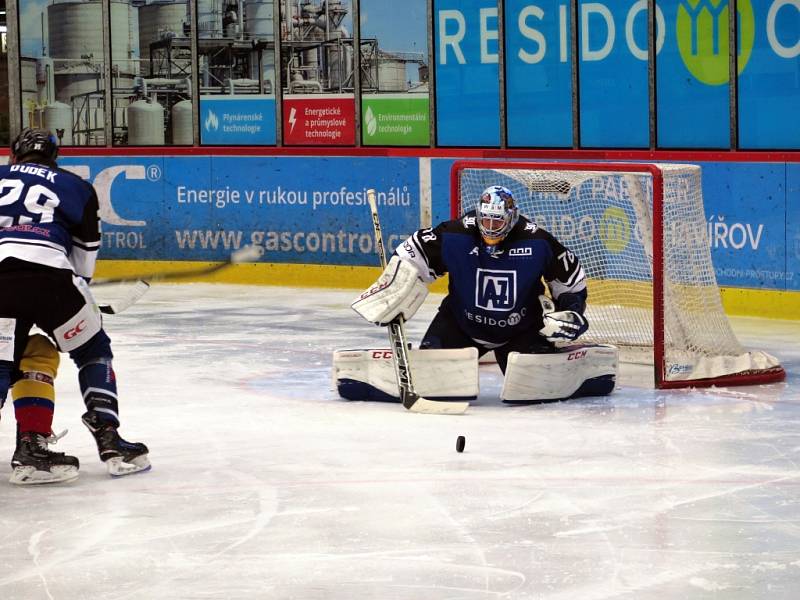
xmin=456 ymin=436 xmax=466 ymax=453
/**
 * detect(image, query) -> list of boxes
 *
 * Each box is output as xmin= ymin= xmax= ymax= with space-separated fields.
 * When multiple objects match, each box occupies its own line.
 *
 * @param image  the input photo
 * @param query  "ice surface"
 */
xmin=1 ymin=283 xmax=799 ymax=600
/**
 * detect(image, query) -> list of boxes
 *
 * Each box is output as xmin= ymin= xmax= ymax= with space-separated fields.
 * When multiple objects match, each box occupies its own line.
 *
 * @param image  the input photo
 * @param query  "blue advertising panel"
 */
xmin=53 ymin=155 xmax=796 ymax=294
xmin=701 ymin=163 xmax=787 ymax=289
xmin=199 ymin=96 xmax=277 ymax=145
xmin=578 ymin=1 xmax=649 ymax=148
xmin=504 ymin=0 xmax=573 ymax=147
xmin=58 ymin=156 xmax=421 ymax=265
xmin=434 ymin=0 xmax=500 ymax=146
xmin=656 ymin=0 xmax=739 ymax=148
xmin=788 ymin=164 xmax=800 ymax=291
xmin=738 ymin=1 xmax=800 ymax=149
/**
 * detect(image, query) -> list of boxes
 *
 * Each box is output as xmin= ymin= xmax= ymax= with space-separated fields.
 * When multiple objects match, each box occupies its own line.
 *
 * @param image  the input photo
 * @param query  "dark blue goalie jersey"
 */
xmin=396 ymin=211 xmax=587 ymax=346
xmin=0 ymin=162 xmax=100 ymax=278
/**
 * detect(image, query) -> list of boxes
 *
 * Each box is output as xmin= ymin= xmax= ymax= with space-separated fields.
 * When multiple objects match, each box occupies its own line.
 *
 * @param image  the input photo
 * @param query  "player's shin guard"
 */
xmin=71 ymin=335 xmax=150 ymax=476
xmin=78 ymin=357 xmax=120 ymax=425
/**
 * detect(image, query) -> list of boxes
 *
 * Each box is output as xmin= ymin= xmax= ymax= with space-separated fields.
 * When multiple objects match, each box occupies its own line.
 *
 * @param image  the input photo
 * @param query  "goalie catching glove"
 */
xmin=352 ymin=255 xmax=429 ymax=325
xmin=538 ymin=294 xmax=589 ymax=342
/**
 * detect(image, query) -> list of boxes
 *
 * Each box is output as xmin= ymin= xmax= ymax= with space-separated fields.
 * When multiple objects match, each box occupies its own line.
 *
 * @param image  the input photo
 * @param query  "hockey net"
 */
xmin=451 ymin=161 xmax=784 ymax=388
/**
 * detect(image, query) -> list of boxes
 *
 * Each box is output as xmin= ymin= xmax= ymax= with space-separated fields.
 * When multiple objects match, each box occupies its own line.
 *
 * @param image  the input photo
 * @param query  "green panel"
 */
xmin=361 ymin=95 xmax=430 ymax=146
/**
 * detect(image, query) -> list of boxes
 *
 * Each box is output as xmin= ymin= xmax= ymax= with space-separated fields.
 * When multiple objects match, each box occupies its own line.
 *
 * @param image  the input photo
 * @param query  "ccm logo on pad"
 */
xmin=63 ymin=320 xmax=86 ymax=340
xmin=567 ymin=350 xmax=587 ymax=360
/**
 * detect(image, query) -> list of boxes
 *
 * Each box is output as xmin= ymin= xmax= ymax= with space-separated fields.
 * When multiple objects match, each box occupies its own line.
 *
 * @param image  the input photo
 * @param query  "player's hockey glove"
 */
xmin=538 ymin=294 xmax=589 ymax=342
xmin=351 ymin=255 xmax=429 ymax=326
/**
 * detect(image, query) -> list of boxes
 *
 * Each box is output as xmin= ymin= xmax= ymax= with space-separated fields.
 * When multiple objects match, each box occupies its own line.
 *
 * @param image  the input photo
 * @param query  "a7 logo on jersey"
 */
xmin=475 ymin=269 xmax=517 ymax=311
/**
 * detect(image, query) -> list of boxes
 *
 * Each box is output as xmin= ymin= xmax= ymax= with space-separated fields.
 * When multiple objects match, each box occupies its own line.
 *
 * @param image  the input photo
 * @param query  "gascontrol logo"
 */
xmin=677 ymin=0 xmax=755 ymax=85
xmin=598 ymin=206 xmax=631 ymax=254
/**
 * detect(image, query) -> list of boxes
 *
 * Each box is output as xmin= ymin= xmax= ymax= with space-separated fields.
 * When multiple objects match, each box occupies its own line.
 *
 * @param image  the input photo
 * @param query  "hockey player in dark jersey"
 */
xmin=0 ymin=128 xmax=150 ymax=483
xmin=352 ymin=185 xmax=617 ymax=403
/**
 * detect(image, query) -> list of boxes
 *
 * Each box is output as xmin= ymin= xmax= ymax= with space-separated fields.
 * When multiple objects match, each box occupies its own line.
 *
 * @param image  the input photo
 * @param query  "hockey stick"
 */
xmin=366 ymin=189 xmax=468 ymax=415
xmin=92 ymin=245 xmax=263 ymax=314
xmin=91 ymin=245 xmax=265 ymax=286
xmin=98 ymin=280 xmax=150 ymax=314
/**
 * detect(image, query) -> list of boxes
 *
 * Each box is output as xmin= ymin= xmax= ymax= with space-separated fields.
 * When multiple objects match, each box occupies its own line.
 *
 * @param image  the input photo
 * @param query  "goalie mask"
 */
xmin=478 ymin=185 xmax=518 ymax=246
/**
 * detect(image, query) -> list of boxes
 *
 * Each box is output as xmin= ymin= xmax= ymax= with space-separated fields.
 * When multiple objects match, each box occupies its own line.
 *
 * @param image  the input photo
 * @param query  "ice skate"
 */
xmin=81 ymin=412 xmax=151 ymax=477
xmin=10 ymin=431 xmax=79 ymax=485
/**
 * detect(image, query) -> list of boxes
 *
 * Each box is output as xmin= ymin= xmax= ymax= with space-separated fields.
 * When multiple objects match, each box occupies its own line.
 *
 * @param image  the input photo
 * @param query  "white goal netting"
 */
xmin=454 ymin=162 xmax=783 ymax=387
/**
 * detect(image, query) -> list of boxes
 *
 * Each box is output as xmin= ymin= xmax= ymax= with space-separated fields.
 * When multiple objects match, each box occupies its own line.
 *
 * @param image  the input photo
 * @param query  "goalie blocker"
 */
xmin=333 ymin=347 xmax=479 ymax=403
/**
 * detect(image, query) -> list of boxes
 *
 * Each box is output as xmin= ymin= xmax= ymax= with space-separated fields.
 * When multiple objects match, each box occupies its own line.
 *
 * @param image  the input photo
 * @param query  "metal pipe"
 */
xmin=101 ymin=0 xmax=113 ymax=146
xmin=8 ymin=0 xmax=23 ymax=137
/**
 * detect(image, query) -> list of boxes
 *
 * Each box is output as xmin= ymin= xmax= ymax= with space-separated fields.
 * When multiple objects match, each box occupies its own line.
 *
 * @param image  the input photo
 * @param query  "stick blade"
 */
xmin=230 ymin=244 xmax=265 ymax=263
xmin=403 ymin=391 xmax=469 ymax=415
xmin=98 ymin=280 xmax=150 ymax=314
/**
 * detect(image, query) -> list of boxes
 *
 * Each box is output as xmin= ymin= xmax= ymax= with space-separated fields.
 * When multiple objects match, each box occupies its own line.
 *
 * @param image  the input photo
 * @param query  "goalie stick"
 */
xmin=366 ymin=189 xmax=468 ymax=416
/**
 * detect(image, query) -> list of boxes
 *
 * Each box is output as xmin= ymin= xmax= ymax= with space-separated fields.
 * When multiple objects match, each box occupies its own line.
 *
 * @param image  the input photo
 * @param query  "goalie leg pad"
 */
xmin=333 ymin=347 xmax=479 ymax=402
xmin=500 ymin=344 xmax=618 ymax=403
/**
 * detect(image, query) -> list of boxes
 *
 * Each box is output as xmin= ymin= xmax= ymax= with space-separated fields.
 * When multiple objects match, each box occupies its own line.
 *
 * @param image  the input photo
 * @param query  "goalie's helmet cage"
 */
xmin=11 ymin=128 xmax=59 ymax=164
xmin=451 ymin=160 xmax=785 ymax=390
xmin=478 ymin=185 xmax=518 ymax=245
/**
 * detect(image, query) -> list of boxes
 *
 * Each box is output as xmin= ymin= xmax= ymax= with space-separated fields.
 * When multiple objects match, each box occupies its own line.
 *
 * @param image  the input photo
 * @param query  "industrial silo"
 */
xmin=127 ymin=99 xmax=165 ymax=145
xmin=196 ymin=0 xmax=223 ymax=38
xmin=171 ymin=99 xmax=194 ymax=145
xmin=139 ymin=0 xmax=188 ymax=76
xmin=378 ymin=56 xmax=408 ymax=92
xmin=244 ymin=0 xmax=273 ymax=41
xmin=43 ymin=102 xmax=74 ymax=145
xmin=47 ymin=0 xmax=138 ymax=102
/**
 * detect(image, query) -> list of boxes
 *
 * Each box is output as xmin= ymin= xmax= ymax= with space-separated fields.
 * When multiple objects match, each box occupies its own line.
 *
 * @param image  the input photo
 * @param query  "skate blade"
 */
xmin=9 ymin=465 xmax=79 ymax=485
xmin=107 ymin=454 xmax=151 ymax=477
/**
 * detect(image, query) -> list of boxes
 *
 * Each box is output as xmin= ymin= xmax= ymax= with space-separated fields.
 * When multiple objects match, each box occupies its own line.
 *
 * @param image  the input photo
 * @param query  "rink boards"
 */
xmin=48 ymin=154 xmax=800 ymax=319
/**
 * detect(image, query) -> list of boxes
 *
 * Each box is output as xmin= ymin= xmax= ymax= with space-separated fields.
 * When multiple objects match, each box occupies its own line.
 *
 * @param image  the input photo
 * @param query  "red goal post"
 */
xmin=450 ymin=160 xmax=785 ymax=389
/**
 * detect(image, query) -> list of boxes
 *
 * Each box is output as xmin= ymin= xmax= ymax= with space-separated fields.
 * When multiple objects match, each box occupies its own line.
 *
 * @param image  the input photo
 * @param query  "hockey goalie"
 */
xmin=334 ymin=185 xmax=617 ymax=404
